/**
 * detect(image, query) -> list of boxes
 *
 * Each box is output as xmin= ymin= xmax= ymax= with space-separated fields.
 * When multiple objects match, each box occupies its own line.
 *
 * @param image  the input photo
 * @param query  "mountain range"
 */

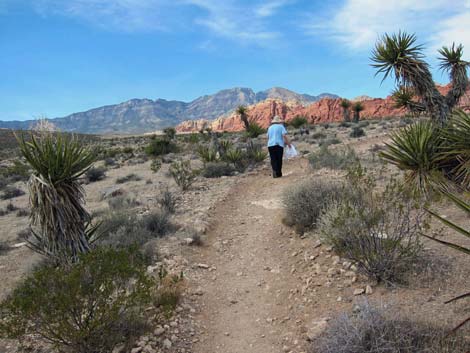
xmin=0 ymin=87 xmax=338 ymax=134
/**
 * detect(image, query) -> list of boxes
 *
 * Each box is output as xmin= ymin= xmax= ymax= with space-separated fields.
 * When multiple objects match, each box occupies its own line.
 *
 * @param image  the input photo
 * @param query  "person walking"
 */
xmin=267 ymin=115 xmax=290 ymax=178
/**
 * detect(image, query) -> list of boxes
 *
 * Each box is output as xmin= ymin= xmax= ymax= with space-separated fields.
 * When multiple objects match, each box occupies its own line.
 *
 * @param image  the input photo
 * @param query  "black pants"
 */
xmin=268 ymin=145 xmax=284 ymax=178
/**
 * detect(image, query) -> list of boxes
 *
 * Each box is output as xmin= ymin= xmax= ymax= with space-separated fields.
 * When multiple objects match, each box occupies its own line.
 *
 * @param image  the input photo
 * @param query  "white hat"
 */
xmin=271 ymin=115 xmax=283 ymax=123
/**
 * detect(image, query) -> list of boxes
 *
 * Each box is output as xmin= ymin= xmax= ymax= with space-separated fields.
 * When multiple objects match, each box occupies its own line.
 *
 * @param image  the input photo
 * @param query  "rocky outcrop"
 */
xmin=176 ymin=86 xmax=470 ymax=133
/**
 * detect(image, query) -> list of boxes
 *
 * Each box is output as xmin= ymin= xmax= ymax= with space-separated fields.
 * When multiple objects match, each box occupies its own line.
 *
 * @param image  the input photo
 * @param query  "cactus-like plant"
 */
xmin=371 ymin=32 xmax=469 ymax=125
xmin=236 ymin=105 xmax=250 ymax=130
xmin=17 ymin=132 xmax=98 ymax=263
xmin=352 ymin=102 xmax=364 ymax=123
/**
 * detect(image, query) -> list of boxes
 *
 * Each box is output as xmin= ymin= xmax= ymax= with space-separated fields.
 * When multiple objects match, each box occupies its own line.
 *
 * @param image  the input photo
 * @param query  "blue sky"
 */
xmin=1 ymin=0 xmax=470 ymax=121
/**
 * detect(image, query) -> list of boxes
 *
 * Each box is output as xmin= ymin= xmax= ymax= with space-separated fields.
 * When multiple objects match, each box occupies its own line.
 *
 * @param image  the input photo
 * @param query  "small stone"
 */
xmin=282 ymin=346 xmax=290 ymax=352
xmin=131 ymin=348 xmax=142 ymax=353
xmin=162 ymin=339 xmax=172 ymax=349
xmin=154 ymin=327 xmax=165 ymax=336
xmin=197 ymin=263 xmax=210 ymax=269
xmin=365 ymin=285 xmax=373 ymax=295
xmin=353 ymin=288 xmax=365 ymax=296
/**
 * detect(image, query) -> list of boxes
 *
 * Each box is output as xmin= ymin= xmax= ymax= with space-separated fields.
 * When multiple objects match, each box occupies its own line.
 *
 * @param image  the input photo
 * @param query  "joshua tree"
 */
xmin=391 ymin=86 xmax=426 ymax=117
xmin=236 ymin=105 xmax=250 ymax=130
xmin=340 ymin=99 xmax=352 ymax=122
xmin=17 ymin=132 xmax=97 ymax=264
xmin=352 ymin=102 xmax=364 ymax=123
xmin=371 ymin=32 xmax=469 ymax=125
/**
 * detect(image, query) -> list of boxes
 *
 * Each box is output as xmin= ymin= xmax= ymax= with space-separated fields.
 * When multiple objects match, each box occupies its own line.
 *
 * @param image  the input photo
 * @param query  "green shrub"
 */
xmin=309 ymin=146 xmax=358 ymax=170
xmin=163 ymin=127 xmax=176 ymax=140
xmin=104 ymin=157 xmax=116 ymax=167
xmin=98 ymin=212 xmax=152 ymax=248
xmin=1 ymin=186 xmax=25 ymax=200
xmin=6 ymin=203 xmax=18 ymax=212
xmin=318 ymin=169 xmax=425 ymax=283
xmin=122 ymin=146 xmax=134 ymax=154
xmin=197 ymin=145 xmax=218 ymax=163
xmin=283 ymin=178 xmax=343 ymax=233
xmin=85 ymin=166 xmax=106 ymax=182
xmin=202 ymin=162 xmax=235 ymax=178
xmin=315 ymin=302 xmax=469 ymax=353
xmin=150 ymin=158 xmax=162 ymax=173
xmin=145 ymin=138 xmax=177 ymax=157
xmin=187 ymin=133 xmax=200 ymax=144
xmin=0 ymin=160 xmax=30 ymax=182
xmin=16 ymin=209 xmax=29 ymax=217
xmin=290 ymin=116 xmax=308 ymax=128
xmin=116 ymin=173 xmax=142 ymax=184
xmin=350 ymin=126 xmax=366 ymax=138
xmin=0 ymin=247 xmax=155 ymax=353
xmin=169 ymin=160 xmax=195 ymax=191
xmin=0 ymin=241 xmax=11 ymax=255
xmin=246 ymin=123 xmax=266 ymax=138
xmin=223 ymin=148 xmax=246 ymax=170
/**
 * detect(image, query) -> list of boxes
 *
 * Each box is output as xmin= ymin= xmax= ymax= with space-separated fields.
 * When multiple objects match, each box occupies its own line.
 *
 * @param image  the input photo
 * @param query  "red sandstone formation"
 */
xmin=176 ymin=85 xmax=470 ymax=133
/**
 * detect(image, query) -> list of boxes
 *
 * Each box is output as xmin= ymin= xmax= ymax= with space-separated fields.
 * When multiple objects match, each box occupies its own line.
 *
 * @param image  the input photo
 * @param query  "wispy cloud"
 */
xmin=255 ymin=0 xmax=290 ymax=17
xmin=186 ymin=0 xmax=283 ymax=44
xmin=305 ymin=0 xmax=466 ymax=51
xmin=24 ymin=0 xmax=289 ymax=45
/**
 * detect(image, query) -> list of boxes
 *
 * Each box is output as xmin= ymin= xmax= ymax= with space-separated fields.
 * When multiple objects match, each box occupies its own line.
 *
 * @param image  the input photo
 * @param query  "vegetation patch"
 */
xmin=309 ymin=146 xmax=358 ymax=170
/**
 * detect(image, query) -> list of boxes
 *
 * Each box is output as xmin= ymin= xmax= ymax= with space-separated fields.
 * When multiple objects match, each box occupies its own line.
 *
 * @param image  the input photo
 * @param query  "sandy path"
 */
xmin=190 ymin=160 xmax=309 ymax=353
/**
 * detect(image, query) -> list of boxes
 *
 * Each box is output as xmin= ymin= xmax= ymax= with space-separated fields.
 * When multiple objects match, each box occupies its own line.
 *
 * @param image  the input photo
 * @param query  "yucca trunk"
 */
xmin=18 ymin=132 xmax=96 ymax=264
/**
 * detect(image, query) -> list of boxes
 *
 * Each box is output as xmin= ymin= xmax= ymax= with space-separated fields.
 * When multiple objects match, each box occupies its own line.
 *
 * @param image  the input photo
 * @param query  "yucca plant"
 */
xmin=236 ymin=105 xmax=250 ymax=131
xmin=223 ymin=148 xmax=243 ymax=164
xmin=380 ymin=120 xmax=444 ymax=194
xmin=422 ymin=190 xmax=470 ymax=331
xmin=352 ymin=102 xmax=364 ymax=123
xmin=246 ymin=122 xmax=266 ymax=138
xmin=197 ymin=145 xmax=218 ymax=163
xmin=392 ymin=86 xmax=425 ymax=117
xmin=17 ymin=132 xmax=98 ymax=263
xmin=438 ymin=110 xmax=470 ymax=185
xmin=218 ymin=140 xmax=233 ymax=156
xmin=340 ymin=99 xmax=351 ymax=122
xmin=371 ymin=32 xmax=469 ymax=125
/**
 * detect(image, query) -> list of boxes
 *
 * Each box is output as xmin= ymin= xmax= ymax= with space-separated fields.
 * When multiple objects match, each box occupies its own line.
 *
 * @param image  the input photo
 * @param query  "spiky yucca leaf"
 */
xmin=340 ymin=99 xmax=351 ymax=108
xmin=439 ymin=110 xmax=470 ymax=184
xmin=380 ymin=121 xmax=445 ymax=193
xmin=236 ymin=105 xmax=250 ymax=130
xmin=371 ymin=31 xmax=426 ymax=85
xmin=439 ymin=43 xmax=470 ymax=109
xmin=16 ymin=132 xmax=97 ymax=263
xmin=422 ymin=190 xmax=470 ymax=331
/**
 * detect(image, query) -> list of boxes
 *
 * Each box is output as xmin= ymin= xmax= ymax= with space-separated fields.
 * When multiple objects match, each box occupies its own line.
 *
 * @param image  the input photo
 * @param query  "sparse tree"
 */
xmin=236 ymin=105 xmax=250 ymax=130
xmin=371 ymin=32 xmax=469 ymax=125
xmin=352 ymin=102 xmax=364 ymax=123
xmin=340 ymin=99 xmax=352 ymax=122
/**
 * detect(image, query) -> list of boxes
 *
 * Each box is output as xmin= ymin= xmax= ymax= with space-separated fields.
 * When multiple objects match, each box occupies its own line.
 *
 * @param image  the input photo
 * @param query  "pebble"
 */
xmin=162 ymin=339 xmax=172 ymax=349
xmin=353 ymin=288 xmax=365 ymax=295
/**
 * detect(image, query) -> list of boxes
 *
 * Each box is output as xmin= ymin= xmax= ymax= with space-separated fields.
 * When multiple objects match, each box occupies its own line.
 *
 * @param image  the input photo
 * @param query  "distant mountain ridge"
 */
xmin=0 ymin=87 xmax=339 ymax=134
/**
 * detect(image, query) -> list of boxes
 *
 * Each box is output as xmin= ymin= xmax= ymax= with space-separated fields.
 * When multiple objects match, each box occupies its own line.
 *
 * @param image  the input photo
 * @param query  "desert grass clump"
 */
xmin=309 ymin=146 xmax=358 ymax=170
xmin=17 ymin=132 xmax=97 ymax=263
xmin=116 ymin=173 xmax=142 ymax=184
xmin=158 ymin=189 xmax=177 ymax=214
xmin=155 ymin=268 xmax=184 ymax=317
xmin=318 ymin=167 xmax=425 ymax=283
xmin=313 ymin=302 xmax=469 ymax=353
xmin=197 ymin=145 xmax=218 ymax=163
xmin=98 ymin=212 xmax=152 ymax=248
xmin=202 ymin=162 xmax=235 ymax=178
xmin=108 ymin=195 xmax=140 ymax=210
xmin=0 ymin=247 xmax=155 ymax=353
xmin=283 ymin=178 xmax=343 ymax=233
xmin=1 ymin=186 xmax=25 ymax=200
xmin=170 ymin=160 xmax=195 ymax=191
xmin=85 ymin=166 xmax=106 ymax=182
xmin=16 ymin=209 xmax=29 ymax=217
xmin=0 ymin=242 xmax=11 ymax=255
xmin=142 ymin=211 xmax=172 ymax=237
xmin=150 ymin=158 xmax=162 ymax=173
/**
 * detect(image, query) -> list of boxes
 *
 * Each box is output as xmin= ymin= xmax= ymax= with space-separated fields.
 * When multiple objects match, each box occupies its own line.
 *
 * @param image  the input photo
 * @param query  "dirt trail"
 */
xmin=189 ymin=159 xmax=311 ymax=353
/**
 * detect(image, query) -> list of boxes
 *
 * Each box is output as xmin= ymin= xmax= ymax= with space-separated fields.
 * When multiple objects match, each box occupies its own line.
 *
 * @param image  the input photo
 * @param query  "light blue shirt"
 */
xmin=267 ymin=124 xmax=288 ymax=148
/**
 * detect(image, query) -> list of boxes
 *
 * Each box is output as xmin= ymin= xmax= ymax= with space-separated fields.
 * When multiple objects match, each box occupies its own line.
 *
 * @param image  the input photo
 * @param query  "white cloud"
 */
xmin=306 ymin=0 xmax=462 ymax=50
xmin=185 ymin=0 xmax=282 ymax=44
xmin=431 ymin=12 xmax=470 ymax=54
xmin=255 ymin=0 xmax=290 ymax=17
